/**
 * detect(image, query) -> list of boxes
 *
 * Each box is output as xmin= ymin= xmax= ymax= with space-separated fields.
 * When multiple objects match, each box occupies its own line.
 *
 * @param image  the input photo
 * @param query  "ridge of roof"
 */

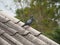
xmin=0 ymin=11 xmax=59 ymax=45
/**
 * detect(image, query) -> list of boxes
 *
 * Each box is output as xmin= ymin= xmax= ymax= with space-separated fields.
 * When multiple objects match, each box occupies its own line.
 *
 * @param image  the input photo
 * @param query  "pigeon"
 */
xmin=22 ymin=15 xmax=34 ymax=27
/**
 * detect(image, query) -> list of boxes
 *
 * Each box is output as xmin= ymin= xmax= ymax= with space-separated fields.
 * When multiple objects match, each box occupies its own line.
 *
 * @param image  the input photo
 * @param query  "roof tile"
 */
xmin=0 ymin=11 xmax=59 ymax=45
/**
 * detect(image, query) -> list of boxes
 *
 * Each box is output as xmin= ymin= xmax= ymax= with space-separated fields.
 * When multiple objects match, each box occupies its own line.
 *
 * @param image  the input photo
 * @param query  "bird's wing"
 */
xmin=26 ymin=19 xmax=32 ymax=24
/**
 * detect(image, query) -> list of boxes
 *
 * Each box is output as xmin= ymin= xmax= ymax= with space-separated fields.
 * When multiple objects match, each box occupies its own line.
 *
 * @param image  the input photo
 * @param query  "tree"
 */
xmin=50 ymin=28 xmax=60 ymax=44
xmin=15 ymin=0 xmax=60 ymax=43
xmin=15 ymin=0 xmax=60 ymax=32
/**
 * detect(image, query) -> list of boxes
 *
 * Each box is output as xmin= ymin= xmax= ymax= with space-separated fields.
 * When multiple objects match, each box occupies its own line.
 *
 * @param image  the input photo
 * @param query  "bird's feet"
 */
xmin=24 ymin=26 xmax=30 ymax=29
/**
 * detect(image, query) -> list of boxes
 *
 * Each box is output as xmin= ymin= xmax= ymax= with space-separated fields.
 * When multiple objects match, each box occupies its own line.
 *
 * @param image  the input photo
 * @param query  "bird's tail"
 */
xmin=21 ymin=24 xmax=25 ymax=27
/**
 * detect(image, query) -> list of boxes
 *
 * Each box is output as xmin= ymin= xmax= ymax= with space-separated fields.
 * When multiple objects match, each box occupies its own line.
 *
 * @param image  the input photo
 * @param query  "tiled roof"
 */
xmin=0 ymin=11 xmax=59 ymax=45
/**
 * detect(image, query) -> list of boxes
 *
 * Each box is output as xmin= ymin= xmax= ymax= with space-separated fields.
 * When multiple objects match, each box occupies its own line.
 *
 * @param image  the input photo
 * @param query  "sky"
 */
xmin=0 ymin=0 xmax=19 ymax=16
xmin=0 ymin=0 xmax=30 ymax=16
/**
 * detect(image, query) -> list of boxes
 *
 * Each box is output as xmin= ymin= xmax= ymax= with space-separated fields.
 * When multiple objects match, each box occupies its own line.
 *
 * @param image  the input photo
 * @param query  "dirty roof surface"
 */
xmin=0 ymin=11 xmax=59 ymax=45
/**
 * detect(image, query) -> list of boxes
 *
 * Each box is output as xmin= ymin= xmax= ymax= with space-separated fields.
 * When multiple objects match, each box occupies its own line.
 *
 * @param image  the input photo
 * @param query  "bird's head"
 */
xmin=30 ymin=15 xmax=35 ymax=20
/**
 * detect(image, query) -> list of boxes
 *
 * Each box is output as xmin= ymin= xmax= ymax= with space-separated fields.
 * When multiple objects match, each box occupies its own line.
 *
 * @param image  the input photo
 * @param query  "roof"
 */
xmin=0 ymin=11 xmax=59 ymax=45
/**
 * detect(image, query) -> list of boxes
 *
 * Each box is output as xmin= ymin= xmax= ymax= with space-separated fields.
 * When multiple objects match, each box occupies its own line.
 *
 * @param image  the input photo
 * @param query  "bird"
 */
xmin=21 ymin=15 xmax=34 ymax=27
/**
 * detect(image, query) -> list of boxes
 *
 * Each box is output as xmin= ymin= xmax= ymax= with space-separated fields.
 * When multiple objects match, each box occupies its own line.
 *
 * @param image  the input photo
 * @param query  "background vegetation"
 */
xmin=15 ymin=0 xmax=60 ymax=44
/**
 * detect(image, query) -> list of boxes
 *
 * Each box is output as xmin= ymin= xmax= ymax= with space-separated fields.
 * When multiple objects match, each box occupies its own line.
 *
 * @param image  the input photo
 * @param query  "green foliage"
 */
xmin=50 ymin=28 xmax=60 ymax=44
xmin=51 ymin=0 xmax=60 ymax=3
xmin=15 ymin=0 xmax=60 ymax=31
xmin=15 ymin=0 xmax=60 ymax=43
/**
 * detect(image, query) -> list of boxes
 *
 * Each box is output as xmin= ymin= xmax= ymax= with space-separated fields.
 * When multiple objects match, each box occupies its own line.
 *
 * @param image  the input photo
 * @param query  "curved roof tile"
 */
xmin=0 ymin=11 xmax=59 ymax=45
